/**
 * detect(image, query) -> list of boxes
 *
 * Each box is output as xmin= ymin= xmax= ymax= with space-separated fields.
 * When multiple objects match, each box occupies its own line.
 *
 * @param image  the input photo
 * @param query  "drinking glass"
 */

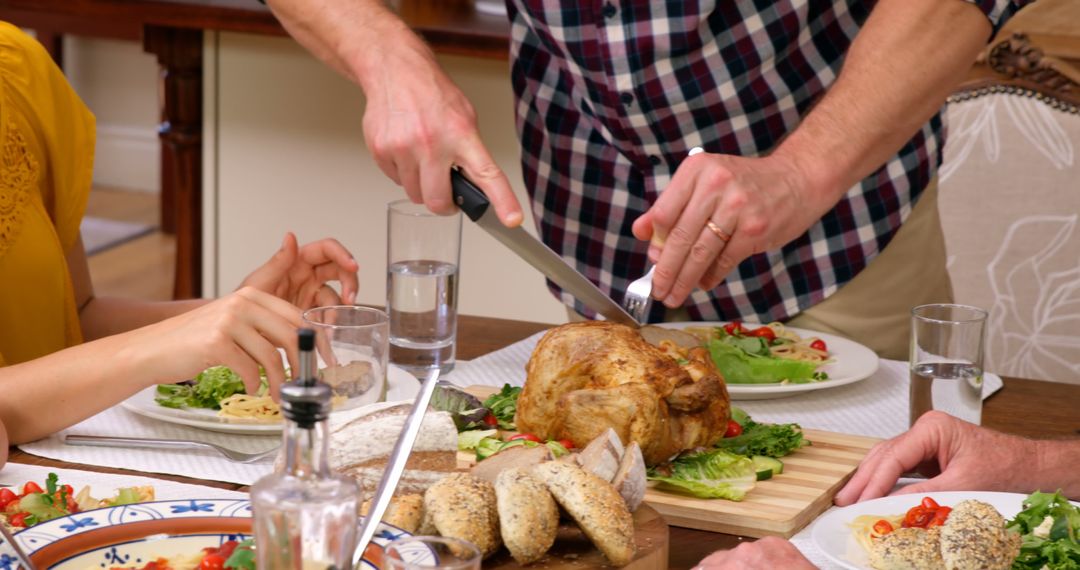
xmin=383 ymin=536 xmax=481 ymax=570
xmin=909 ymin=303 xmax=988 ymax=426
xmin=386 ymin=200 xmax=462 ymax=376
xmin=301 ymin=306 xmax=388 ymax=409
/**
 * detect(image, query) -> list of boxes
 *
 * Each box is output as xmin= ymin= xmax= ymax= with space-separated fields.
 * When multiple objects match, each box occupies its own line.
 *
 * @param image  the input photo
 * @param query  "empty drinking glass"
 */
xmin=302 ymin=306 xmax=389 ymax=409
xmin=383 ymin=536 xmax=481 ymax=570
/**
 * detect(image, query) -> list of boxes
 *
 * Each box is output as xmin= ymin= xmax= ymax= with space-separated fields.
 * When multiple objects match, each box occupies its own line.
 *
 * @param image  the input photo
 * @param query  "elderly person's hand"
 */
xmin=631 ymin=151 xmax=833 ymax=308
xmin=239 ymin=233 xmax=360 ymax=311
xmin=693 ymin=536 xmax=816 ymax=569
xmin=835 ymin=411 xmax=1039 ymax=506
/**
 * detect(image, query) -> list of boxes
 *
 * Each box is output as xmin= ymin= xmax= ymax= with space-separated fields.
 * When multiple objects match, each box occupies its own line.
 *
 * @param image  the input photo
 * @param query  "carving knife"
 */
xmin=450 ymin=169 xmax=639 ymax=327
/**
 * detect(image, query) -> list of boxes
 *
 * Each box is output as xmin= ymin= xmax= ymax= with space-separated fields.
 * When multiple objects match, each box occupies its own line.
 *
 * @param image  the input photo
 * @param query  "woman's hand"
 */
xmin=693 ymin=537 xmax=816 ymax=570
xmin=631 ymin=152 xmax=829 ymax=308
xmin=239 ymin=232 xmax=360 ymax=310
xmin=131 ymin=287 xmax=304 ymax=398
xmin=835 ymin=411 xmax=1037 ymax=505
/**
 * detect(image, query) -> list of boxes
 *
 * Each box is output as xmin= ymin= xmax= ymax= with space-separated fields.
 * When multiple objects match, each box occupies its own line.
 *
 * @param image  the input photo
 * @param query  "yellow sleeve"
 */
xmin=0 ymin=21 xmax=95 ymax=252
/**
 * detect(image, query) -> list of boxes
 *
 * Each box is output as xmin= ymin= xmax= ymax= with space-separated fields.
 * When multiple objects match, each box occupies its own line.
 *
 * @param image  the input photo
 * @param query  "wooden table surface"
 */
xmin=8 ymin=314 xmax=1080 ymax=569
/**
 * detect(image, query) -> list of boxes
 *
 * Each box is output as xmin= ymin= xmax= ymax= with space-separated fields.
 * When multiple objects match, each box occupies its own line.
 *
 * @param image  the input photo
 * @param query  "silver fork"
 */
xmin=622 ymin=146 xmax=705 ymax=324
xmin=64 ymin=434 xmax=280 ymax=464
xmin=622 ymin=265 xmax=656 ymax=324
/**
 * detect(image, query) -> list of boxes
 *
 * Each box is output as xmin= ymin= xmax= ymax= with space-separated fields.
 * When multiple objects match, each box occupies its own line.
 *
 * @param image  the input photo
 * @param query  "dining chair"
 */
xmin=937 ymin=7 xmax=1080 ymax=384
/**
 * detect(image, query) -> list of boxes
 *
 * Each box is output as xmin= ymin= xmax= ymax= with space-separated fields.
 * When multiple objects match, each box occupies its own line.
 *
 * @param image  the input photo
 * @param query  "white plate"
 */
xmin=811 ymin=491 xmax=1075 ymax=570
xmin=0 ymin=498 xmax=426 ymax=570
xmin=657 ymin=322 xmax=879 ymax=400
xmin=120 ymin=365 xmax=420 ymax=435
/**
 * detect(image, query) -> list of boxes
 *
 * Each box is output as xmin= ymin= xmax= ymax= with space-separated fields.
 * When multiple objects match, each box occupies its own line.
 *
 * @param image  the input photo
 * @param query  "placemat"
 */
xmin=18 ymin=408 xmax=278 ymax=486
xmin=442 ymin=331 xmax=1004 ymax=441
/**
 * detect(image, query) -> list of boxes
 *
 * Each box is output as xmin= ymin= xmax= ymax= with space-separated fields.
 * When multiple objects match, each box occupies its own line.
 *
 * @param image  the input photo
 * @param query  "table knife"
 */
xmin=352 ymin=367 xmax=442 ymax=568
xmin=450 ymin=168 xmax=639 ymax=326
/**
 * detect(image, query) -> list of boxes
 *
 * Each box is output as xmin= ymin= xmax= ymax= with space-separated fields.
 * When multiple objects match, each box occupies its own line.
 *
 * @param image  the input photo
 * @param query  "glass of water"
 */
xmin=386 ymin=200 xmax=462 ymax=376
xmin=909 ymin=303 xmax=988 ymax=426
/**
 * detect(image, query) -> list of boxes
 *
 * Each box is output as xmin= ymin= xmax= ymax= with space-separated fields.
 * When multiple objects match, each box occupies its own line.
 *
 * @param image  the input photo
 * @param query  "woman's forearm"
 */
xmin=0 ymin=331 xmax=151 ymax=444
xmin=79 ymin=297 xmax=208 ymax=341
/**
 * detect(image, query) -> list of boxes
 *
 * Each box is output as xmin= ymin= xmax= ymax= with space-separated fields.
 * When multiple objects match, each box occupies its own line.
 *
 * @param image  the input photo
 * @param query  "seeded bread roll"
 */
xmin=494 ymin=468 xmax=559 ymax=564
xmin=531 ymin=461 xmax=636 ymax=566
xmin=359 ymin=494 xmax=423 ymax=534
xmin=422 ymin=473 xmax=502 ymax=558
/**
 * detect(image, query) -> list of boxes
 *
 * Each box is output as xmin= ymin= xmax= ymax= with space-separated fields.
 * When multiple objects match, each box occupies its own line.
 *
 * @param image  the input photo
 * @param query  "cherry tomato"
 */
xmin=507 ymin=433 xmax=542 ymax=443
xmin=872 ymin=519 xmax=894 ymax=536
xmin=724 ymin=420 xmax=743 ymax=438
xmin=809 ymin=339 xmax=827 ymax=352
xmin=482 ymin=413 xmax=499 ymax=427
xmin=902 ymin=505 xmax=932 ymax=528
xmin=746 ymin=326 xmax=777 ymax=342
xmin=198 ymin=553 xmax=225 ymax=570
xmin=556 ymin=439 xmax=576 ymax=450
xmin=215 ymin=540 xmax=239 ymax=560
xmin=723 ymin=322 xmax=746 ymax=336
xmin=62 ymin=484 xmax=74 ymax=496
xmin=0 ymin=488 xmax=16 ymax=509
xmin=921 ymin=497 xmax=940 ymax=510
xmin=22 ymin=482 xmax=42 ymax=495
xmin=932 ymin=506 xmax=951 ymax=523
xmin=8 ymin=512 xmax=30 ymax=528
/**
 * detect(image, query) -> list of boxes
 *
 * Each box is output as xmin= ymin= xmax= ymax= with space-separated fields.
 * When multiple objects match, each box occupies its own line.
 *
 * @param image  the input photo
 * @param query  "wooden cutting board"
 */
xmin=462 ymin=385 xmax=879 ymax=539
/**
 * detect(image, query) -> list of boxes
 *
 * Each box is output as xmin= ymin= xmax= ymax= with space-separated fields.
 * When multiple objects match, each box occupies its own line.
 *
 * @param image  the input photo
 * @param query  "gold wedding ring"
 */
xmin=706 ymin=220 xmax=733 ymax=243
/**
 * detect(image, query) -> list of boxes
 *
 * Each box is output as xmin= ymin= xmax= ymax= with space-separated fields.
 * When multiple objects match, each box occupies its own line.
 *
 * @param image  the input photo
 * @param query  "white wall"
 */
xmin=62 ymin=37 xmax=160 ymax=193
xmin=204 ymin=32 xmax=567 ymax=324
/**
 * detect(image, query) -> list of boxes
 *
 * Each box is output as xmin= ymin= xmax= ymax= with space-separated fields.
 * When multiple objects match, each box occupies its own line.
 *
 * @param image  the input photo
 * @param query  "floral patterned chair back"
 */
xmin=938 ymin=13 xmax=1080 ymax=384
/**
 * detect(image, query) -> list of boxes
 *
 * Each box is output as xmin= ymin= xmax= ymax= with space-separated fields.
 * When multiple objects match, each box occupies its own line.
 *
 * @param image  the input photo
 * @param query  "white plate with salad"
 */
xmin=811 ymin=490 xmax=1080 ymax=570
xmin=656 ymin=322 xmax=879 ymax=400
xmin=120 ymin=365 xmax=420 ymax=435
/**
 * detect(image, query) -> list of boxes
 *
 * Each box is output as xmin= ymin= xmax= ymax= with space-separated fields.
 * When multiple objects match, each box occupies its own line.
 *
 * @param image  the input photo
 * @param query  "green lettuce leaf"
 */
xmin=457 ymin=429 xmax=498 ymax=451
xmin=715 ymin=418 xmax=808 ymax=458
xmin=482 ymin=384 xmax=522 ymax=430
xmin=706 ymin=339 xmax=820 ymax=384
xmin=1007 ymin=490 xmax=1080 ymax=570
xmin=647 ymin=449 xmax=756 ymax=501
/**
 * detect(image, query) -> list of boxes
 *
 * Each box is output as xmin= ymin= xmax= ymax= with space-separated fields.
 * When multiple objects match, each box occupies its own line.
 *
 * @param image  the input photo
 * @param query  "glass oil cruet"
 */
xmin=252 ymin=328 xmax=359 ymax=570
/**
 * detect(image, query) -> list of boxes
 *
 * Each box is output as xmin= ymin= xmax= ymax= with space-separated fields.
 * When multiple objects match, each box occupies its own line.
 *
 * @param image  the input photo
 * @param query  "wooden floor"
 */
xmin=85 ymin=187 xmax=175 ymax=302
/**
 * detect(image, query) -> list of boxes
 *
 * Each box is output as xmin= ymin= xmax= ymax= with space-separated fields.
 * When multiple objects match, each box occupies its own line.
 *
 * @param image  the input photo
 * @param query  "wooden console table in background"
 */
xmin=0 ymin=0 xmax=510 ymax=299
xmin=0 ymin=1 xmax=1076 ymax=299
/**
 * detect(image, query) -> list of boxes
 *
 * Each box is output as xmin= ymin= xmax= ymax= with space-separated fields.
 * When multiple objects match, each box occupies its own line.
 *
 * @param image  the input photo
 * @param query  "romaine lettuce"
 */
xmin=647 ymin=449 xmax=756 ymax=501
xmin=706 ymin=339 xmax=820 ymax=384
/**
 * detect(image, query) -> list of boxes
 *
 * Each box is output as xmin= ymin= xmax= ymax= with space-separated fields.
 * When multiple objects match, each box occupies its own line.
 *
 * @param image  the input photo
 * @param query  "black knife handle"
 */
xmin=450 ymin=168 xmax=490 ymax=222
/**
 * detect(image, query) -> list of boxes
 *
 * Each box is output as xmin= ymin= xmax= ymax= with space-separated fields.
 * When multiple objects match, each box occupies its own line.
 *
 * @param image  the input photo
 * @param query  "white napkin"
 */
xmin=442 ymin=332 xmax=1004 ymax=441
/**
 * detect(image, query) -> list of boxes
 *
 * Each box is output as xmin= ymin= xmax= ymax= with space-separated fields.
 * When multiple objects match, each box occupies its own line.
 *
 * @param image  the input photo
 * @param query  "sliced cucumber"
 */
xmin=751 ymin=456 xmax=784 ymax=481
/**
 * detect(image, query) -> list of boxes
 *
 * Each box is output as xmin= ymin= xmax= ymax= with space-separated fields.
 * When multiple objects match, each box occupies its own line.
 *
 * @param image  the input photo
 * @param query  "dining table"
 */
xmin=7 ymin=313 xmax=1080 ymax=569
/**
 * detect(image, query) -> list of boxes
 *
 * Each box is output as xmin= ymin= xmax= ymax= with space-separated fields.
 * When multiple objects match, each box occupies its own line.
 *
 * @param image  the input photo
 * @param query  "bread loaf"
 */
xmin=271 ymin=401 xmax=460 ymax=499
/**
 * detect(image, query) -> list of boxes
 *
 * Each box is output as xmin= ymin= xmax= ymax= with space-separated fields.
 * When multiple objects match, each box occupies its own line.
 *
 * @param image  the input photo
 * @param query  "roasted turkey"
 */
xmin=515 ymin=321 xmax=731 ymax=466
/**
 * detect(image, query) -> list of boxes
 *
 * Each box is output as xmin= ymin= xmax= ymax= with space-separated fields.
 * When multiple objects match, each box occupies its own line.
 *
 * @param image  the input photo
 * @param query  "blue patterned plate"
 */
xmin=0 ymin=499 xmax=428 ymax=570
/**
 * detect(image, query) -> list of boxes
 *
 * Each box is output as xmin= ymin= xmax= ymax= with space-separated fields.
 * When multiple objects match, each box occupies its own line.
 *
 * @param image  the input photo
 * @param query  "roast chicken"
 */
xmin=515 ymin=322 xmax=731 ymax=466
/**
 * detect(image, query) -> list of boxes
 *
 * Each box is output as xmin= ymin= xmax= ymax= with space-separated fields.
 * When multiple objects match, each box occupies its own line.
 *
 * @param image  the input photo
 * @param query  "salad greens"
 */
xmin=431 ymin=384 xmax=489 ymax=431
xmin=154 ymin=365 xmax=254 ymax=410
xmin=224 ymin=539 xmax=256 ymax=570
xmin=715 ymin=411 xmax=808 ymax=458
xmin=482 ymin=384 xmax=522 ymax=430
xmin=458 ymin=429 xmax=498 ymax=451
xmin=706 ymin=339 xmax=821 ymax=384
xmin=1007 ymin=490 xmax=1080 ymax=570
xmin=647 ymin=449 xmax=757 ymax=501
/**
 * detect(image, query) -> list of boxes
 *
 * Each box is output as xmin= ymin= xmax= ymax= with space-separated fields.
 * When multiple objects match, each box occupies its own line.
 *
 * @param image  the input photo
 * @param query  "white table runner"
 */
xmin=17 ymin=331 xmax=1004 ymax=568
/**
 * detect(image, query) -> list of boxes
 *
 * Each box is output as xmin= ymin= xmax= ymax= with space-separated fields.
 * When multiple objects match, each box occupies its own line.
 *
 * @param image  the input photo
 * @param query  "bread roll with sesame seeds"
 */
xmin=422 ymin=473 xmax=502 ymax=558
xmin=494 ymin=468 xmax=559 ymax=564
xmin=531 ymin=461 xmax=636 ymax=566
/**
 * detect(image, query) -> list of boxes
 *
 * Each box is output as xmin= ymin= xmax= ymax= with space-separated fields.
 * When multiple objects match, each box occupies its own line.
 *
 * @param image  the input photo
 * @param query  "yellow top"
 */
xmin=0 ymin=22 xmax=95 ymax=366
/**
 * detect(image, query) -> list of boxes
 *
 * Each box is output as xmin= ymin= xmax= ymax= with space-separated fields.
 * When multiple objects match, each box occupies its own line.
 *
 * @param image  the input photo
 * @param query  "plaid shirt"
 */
xmin=508 ymin=0 xmax=1027 ymax=323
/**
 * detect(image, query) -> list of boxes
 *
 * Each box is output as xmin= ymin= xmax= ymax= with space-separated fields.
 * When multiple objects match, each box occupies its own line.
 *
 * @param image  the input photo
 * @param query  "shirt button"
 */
xmin=602 ymin=3 xmax=617 ymax=18
xmin=620 ymin=92 xmax=634 ymax=106
xmin=649 ymin=155 xmax=662 ymax=166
